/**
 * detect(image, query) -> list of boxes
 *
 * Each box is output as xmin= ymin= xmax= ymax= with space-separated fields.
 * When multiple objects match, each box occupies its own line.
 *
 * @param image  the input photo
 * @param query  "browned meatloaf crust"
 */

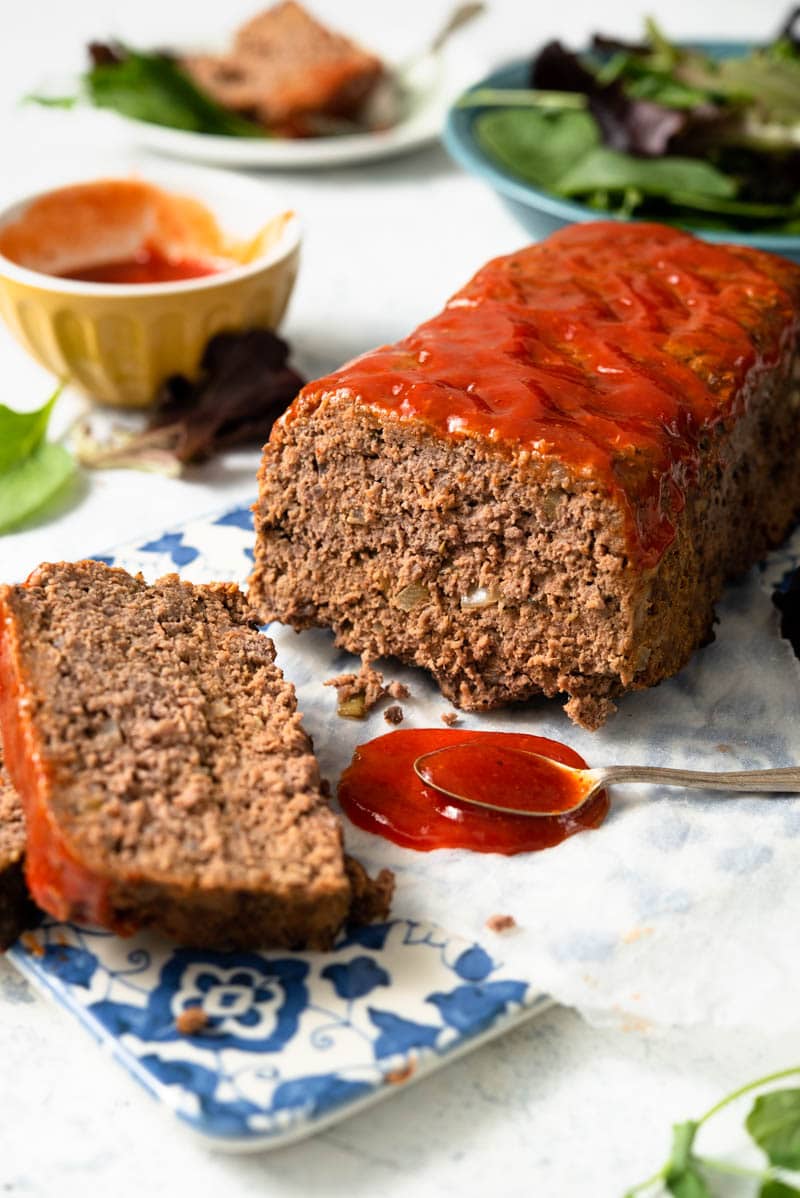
xmin=0 ymin=748 xmax=37 ymax=949
xmin=0 ymin=560 xmax=384 ymax=950
xmin=250 ymin=222 xmax=800 ymax=728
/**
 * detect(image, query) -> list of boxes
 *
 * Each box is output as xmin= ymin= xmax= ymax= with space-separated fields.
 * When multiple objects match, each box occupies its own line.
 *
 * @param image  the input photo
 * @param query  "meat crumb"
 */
xmin=387 ymin=681 xmax=410 ymax=700
xmin=384 ymin=704 xmax=404 ymax=725
xmin=324 ymin=662 xmax=386 ymax=718
xmin=485 ymin=914 xmax=517 ymax=934
xmin=176 ymin=1007 xmax=209 ymax=1035
xmin=345 ymin=857 xmax=395 ymax=924
xmin=440 ymin=711 xmax=460 ymax=726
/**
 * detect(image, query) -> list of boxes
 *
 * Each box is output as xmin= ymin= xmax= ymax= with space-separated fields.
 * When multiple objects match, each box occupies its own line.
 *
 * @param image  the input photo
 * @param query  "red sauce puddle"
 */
xmin=60 ymin=247 xmax=225 ymax=284
xmin=338 ymin=729 xmax=608 ymax=855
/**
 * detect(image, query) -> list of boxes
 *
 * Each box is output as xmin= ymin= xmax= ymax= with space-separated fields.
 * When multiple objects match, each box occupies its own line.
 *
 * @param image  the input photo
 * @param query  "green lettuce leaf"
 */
xmin=0 ymin=442 xmax=74 ymax=534
xmin=746 ymin=1089 xmax=800 ymax=1169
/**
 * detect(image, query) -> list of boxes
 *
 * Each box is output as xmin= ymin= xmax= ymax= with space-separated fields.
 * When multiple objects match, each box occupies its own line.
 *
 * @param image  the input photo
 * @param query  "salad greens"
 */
xmin=463 ymin=11 xmax=800 ymax=232
xmin=0 ymin=387 xmax=74 ymax=534
xmin=28 ymin=45 xmax=266 ymax=138
xmin=626 ymin=1067 xmax=800 ymax=1197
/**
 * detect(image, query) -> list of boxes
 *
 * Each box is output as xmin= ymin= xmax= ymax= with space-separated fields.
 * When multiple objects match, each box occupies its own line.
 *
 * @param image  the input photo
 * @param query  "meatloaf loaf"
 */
xmin=0 ymin=747 xmax=37 ymax=949
xmin=0 ymin=561 xmax=376 ymax=949
xmin=250 ymin=221 xmax=800 ymax=728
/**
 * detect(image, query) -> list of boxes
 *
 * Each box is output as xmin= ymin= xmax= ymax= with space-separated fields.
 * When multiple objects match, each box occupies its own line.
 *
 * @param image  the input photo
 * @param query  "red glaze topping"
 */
xmin=338 ymin=729 xmax=608 ymax=854
xmin=0 ymin=608 xmax=120 ymax=930
xmin=290 ymin=222 xmax=800 ymax=566
xmin=60 ymin=248 xmax=224 ymax=284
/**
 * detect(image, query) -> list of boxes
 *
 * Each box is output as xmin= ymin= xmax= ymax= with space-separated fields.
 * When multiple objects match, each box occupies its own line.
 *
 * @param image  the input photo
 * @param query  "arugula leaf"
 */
xmin=0 ymin=442 xmax=74 ymax=534
xmin=0 ymin=387 xmax=62 ymax=473
xmin=746 ymin=1089 xmax=800 ymax=1169
xmin=475 ymin=109 xmax=600 ymax=189
xmin=759 ymin=1181 xmax=800 ymax=1197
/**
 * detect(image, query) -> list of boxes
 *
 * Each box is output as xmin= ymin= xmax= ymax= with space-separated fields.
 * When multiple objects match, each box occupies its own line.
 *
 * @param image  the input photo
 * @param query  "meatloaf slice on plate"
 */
xmin=0 ymin=746 xmax=37 ymax=949
xmin=182 ymin=1 xmax=384 ymax=136
xmin=250 ymin=221 xmax=800 ymax=729
xmin=0 ymin=561 xmax=358 ymax=949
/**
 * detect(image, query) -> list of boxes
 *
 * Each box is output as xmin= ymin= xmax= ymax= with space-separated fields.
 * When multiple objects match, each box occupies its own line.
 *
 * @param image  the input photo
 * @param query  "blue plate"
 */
xmin=7 ymin=500 xmax=548 ymax=1153
xmin=443 ymin=45 xmax=800 ymax=260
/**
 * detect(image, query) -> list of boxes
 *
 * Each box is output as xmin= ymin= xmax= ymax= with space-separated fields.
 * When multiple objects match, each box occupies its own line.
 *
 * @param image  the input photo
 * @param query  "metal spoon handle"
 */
xmin=428 ymin=1 xmax=486 ymax=54
xmin=589 ymin=764 xmax=800 ymax=796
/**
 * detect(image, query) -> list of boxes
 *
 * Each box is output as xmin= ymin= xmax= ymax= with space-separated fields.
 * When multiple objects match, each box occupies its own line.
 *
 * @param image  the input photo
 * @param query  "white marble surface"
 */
xmin=1 ymin=2 xmax=799 ymax=1195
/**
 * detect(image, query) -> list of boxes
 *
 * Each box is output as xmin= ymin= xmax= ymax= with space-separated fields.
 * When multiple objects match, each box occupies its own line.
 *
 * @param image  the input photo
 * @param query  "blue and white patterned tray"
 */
xmin=8 ymin=500 xmax=547 ymax=1152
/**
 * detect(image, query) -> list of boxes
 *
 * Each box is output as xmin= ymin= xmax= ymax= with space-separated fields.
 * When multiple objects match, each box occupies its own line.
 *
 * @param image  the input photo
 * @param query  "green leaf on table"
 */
xmin=0 ymin=442 xmax=75 ymax=534
xmin=665 ymin=1167 xmax=712 ymax=1198
xmin=746 ymin=1089 xmax=800 ymax=1169
xmin=662 ymin=1121 xmax=712 ymax=1197
xmin=85 ymin=50 xmax=265 ymax=137
xmin=475 ymin=108 xmax=599 ymax=190
xmin=0 ymin=386 xmax=61 ymax=473
xmin=759 ymin=1181 xmax=800 ymax=1197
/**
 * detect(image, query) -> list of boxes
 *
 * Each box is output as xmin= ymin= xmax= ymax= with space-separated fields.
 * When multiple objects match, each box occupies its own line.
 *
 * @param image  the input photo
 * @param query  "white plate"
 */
xmin=100 ymin=56 xmax=451 ymax=170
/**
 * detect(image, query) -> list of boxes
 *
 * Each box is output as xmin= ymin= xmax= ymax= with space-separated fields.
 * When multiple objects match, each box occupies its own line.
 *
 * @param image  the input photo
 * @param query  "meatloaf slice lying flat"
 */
xmin=0 ymin=748 xmax=37 ymax=949
xmin=250 ymin=222 xmax=800 ymax=729
xmin=0 ymin=561 xmax=362 ymax=949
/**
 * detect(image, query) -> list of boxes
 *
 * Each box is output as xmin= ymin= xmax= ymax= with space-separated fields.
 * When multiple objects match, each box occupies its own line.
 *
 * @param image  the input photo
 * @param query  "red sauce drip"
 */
xmin=291 ymin=222 xmax=800 ymax=567
xmin=338 ymin=729 xmax=608 ymax=854
xmin=60 ymin=248 xmax=224 ymax=284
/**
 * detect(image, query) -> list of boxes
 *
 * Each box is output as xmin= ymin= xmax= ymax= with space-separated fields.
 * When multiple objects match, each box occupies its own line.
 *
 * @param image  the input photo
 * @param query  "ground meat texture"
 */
xmin=250 ymin=224 xmax=800 ymax=728
xmin=485 ymin=914 xmax=517 ymax=934
xmin=176 ymin=1007 xmax=210 ymax=1036
xmin=0 ymin=748 xmax=37 ymax=950
xmin=384 ymin=704 xmax=404 ymax=725
xmin=324 ymin=662 xmax=387 ymax=718
xmin=0 ymin=561 xmax=356 ymax=950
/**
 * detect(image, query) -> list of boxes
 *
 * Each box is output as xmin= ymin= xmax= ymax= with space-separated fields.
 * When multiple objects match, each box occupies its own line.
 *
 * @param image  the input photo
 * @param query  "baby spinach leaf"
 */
xmin=85 ymin=48 xmax=265 ymax=138
xmin=475 ymin=108 xmax=599 ymax=189
xmin=746 ymin=1089 xmax=800 ymax=1169
xmin=555 ymin=146 xmax=736 ymax=200
xmin=0 ymin=442 xmax=74 ymax=534
xmin=0 ymin=387 xmax=61 ymax=473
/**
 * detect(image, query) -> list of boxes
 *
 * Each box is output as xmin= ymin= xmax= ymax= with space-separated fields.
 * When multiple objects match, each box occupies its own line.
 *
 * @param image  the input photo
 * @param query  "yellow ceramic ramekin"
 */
xmin=0 ymin=166 xmax=301 ymax=408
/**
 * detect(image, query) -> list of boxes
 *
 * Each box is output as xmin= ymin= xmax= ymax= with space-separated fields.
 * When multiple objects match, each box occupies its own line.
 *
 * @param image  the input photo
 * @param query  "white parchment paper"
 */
xmin=268 ymin=524 xmax=800 ymax=1034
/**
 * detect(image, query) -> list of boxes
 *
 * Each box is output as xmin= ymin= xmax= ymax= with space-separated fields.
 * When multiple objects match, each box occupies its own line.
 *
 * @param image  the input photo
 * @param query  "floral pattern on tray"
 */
xmin=11 ymin=917 xmax=541 ymax=1145
xmin=7 ymin=499 xmax=547 ymax=1150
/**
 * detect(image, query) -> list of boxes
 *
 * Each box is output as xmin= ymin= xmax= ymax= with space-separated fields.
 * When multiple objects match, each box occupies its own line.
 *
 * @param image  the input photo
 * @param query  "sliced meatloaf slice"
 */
xmin=0 ymin=561 xmax=356 ymax=950
xmin=250 ymin=221 xmax=800 ymax=729
xmin=182 ymin=1 xmax=384 ymax=135
xmin=0 ymin=747 xmax=37 ymax=950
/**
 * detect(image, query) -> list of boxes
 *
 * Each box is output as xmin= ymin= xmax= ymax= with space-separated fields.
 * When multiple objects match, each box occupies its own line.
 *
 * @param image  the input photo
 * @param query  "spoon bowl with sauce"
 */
xmin=414 ymin=743 xmax=800 ymax=818
xmin=0 ymin=166 xmax=300 ymax=407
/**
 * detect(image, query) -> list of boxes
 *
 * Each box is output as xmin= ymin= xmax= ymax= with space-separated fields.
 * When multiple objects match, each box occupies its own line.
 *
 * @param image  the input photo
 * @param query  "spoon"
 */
xmin=360 ymin=1 xmax=487 ymax=131
xmin=414 ymin=744 xmax=800 ymax=819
